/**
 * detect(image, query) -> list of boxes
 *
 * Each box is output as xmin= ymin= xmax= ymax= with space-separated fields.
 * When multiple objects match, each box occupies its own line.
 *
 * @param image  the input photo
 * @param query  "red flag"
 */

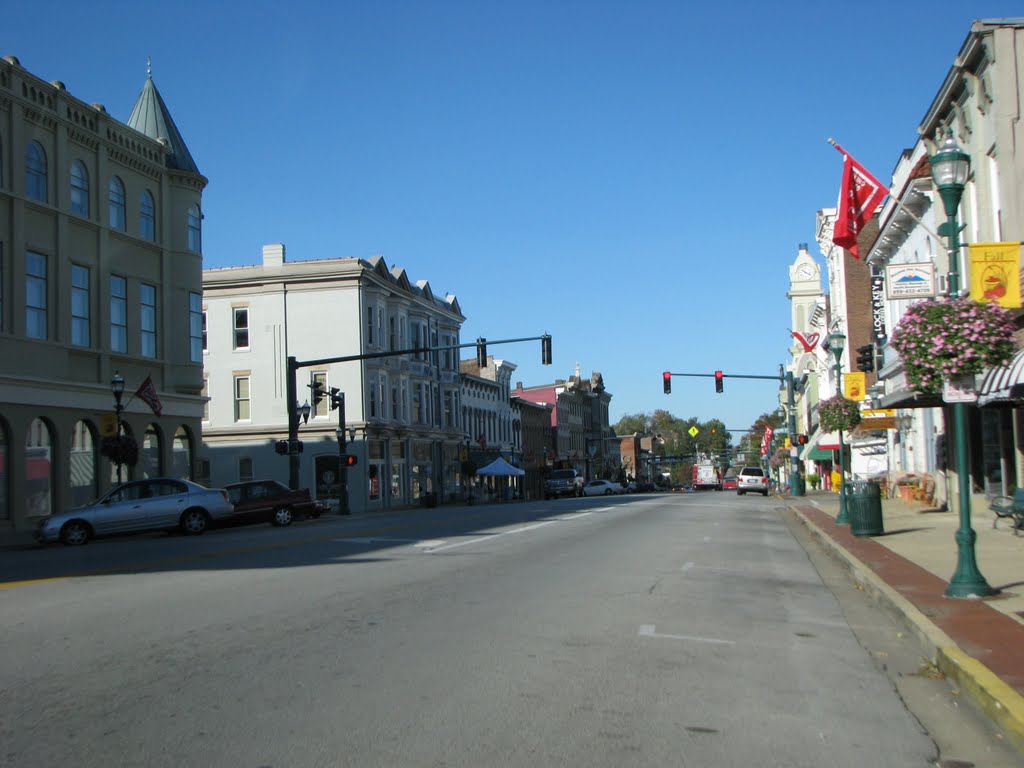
xmin=832 ymin=144 xmax=888 ymax=259
xmin=790 ymin=330 xmax=820 ymax=353
xmin=134 ymin=375 xmax=163 ymax=416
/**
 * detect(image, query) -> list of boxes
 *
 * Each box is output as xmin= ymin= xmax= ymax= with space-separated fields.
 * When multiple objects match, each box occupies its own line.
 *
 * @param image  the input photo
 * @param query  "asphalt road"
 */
xmin=2 ymin=492 xmax=1014 ymax=767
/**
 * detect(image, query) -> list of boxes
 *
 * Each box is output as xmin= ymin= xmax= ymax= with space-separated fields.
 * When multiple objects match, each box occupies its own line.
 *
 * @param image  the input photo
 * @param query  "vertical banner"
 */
xmin=969 ymin=242 xmax=1021 ymax=308
xmin=870 ymin=271 xmax=887 ymax=342
xmin=844 ymin=372 xmax=866 ymax=401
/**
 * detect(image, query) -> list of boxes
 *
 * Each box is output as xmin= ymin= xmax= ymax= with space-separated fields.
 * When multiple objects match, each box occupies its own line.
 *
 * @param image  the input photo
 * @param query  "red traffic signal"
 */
xmin=714 ymin=370 xmax=724 ymax=393
xmin=663 ymin=371 xmax=672 ymax=394
xmin=341 ymin=454 xmax=358 ymax=466
xmin=797 ymin=434 xmax=809 ymax=445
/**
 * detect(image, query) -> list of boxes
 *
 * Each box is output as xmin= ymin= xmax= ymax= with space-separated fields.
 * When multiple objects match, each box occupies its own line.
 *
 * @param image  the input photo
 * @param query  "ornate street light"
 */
xmin=929 ymin=129 xmax=993 ymax=598
xmin=111 ymin=371 xmax=126 ymax=483
xmin=828 ymin=330 xmax=849 ymax=524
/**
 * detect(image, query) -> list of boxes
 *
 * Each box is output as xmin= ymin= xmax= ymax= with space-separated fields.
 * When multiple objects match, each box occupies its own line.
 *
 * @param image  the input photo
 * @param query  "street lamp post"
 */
xmin=334 ymin=390 xmax=349 ymax=515
xmin=828 ymin=331 xmax=849 ymax=524
xmin=111 ymin=371 xmax=125 ymax=483
xmin=930 ymin=129 xmax=994 ymax=598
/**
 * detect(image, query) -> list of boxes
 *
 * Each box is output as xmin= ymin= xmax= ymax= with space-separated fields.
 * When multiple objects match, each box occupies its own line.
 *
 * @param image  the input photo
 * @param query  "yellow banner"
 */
xmin=784 ymin=437 xmax=791 ymax=449
xmin=862 ymin=408 xmax=895 ymax=418
xmin=844 ymin=372 xmax=866 ymax=401
xmin=99 ymin=413 xmax=117 ymax=437
xmin=969 ymin=242 xmax=1021 ymax=308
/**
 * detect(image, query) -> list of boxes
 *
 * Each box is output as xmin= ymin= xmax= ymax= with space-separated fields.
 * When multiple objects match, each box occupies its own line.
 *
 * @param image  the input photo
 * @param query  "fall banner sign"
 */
xmin=969 ymin=242 xmax=1021 ymax=308
xmin=844 ymin=372 xmax=866 ymax=401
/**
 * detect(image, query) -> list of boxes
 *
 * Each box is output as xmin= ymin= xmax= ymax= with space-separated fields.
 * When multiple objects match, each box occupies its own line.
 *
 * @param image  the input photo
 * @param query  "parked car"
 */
xmin=633 ymin=481 xmax=658 ymax=493
xmin=224 ymin=479 xmax=329 ymax=527
xmin=722 ymin=469 xmax=740 ymax=491
xmin=35 ymin=478 xmax=234 ymax=546
xmin=582 ymin=479 xmax=624 ymax=496
xmin=737 ymin=466 xmax=770 ymax=496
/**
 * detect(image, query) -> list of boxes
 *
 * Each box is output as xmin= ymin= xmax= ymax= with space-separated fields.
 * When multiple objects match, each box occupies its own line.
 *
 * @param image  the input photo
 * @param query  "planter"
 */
xmin=898 ymin=485 xmax=917 ymax=504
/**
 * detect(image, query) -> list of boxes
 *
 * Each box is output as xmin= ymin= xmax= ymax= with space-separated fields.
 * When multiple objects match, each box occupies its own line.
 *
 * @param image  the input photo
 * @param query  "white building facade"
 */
xmin=201 ymin=245 xmax=467 ymax=514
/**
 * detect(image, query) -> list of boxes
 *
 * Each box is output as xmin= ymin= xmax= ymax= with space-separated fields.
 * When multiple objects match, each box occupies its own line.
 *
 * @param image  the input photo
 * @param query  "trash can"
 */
xmin=846 ymin=480 xmax=883 ymax=536
xmin=790 ymin=474 xmax=805 ymax=497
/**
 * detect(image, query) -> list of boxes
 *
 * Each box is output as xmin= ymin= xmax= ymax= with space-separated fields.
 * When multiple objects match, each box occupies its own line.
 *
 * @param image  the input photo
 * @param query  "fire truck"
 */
xmin=692 ymin=460 xmax=722 ymax=491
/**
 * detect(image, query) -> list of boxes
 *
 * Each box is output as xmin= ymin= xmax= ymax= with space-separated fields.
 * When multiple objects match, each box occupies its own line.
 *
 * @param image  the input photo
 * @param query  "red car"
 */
xmin=224 ymin=480 xmax=329 ymax=527
xmin=722 ymin=470 xmax=739 ymax=491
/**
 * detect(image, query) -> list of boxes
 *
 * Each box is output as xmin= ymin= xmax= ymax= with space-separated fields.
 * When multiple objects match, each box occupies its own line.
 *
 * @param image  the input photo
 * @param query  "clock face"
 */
xmin=797 ymin=265 xmax=814 ymax=280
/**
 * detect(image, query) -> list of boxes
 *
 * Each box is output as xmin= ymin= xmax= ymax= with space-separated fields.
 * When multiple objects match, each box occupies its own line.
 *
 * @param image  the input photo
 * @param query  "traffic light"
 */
xmin=329 ymin=387 xmax=343 ymax=410
xmin=856 ymin=344 xmax=875 ymax=373
xmin=797 ymin=434 xmax=809 ymax=445
xmin=341 ymin=454 xmax=358 ymax=466
xmin=309 ymin=379 xmax=325 ymax=410
xmin=541 ymin=334 xmax=552 ymax=365
xmin=714 ymin=370 xmax=724 ymax=393
xmin=663 ymin=371 xmax=671 ymax=394
xmin=477 ymin=337 xmax=487 ymax=367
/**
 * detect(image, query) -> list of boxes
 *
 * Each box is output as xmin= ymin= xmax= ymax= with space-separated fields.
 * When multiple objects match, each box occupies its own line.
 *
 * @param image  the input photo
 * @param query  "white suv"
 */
xmin=736 ymin=467 xmax=769 ymax=496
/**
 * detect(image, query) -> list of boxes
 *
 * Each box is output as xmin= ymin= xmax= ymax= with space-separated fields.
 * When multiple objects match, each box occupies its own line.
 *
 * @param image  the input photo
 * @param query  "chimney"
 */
xmin=263 ymin=243 xmax=286 ymax=267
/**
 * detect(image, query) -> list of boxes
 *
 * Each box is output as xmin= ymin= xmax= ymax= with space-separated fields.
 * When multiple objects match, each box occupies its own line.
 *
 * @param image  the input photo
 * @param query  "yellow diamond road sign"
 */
xmin=688 ymin=426 xmax=699 ymax=437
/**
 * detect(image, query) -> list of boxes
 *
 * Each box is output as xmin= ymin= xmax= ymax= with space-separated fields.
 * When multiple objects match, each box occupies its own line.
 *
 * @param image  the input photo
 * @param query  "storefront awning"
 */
xmin=878 ymin=388 xmax=944 ymax=410
xmin=800 ymin=429 xmax=840 ymax=461
xmin=978 ymin=349 xmax=1024 ymax=407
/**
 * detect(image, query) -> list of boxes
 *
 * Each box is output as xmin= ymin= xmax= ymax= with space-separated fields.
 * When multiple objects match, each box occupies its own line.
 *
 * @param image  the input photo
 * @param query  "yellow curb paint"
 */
xmin=937 ymin=646 xmax=1024 ymax=753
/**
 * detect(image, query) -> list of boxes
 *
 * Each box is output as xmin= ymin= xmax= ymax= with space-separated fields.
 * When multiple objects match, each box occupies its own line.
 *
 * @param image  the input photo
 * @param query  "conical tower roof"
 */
xmin=126 ymin=70 xmax=200 ymax=175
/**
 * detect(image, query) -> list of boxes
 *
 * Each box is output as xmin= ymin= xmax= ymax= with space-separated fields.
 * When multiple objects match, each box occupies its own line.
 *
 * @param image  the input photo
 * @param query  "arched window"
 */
xmin=143 ymin=424 xmax=162 ymax=479
xmin=25 ymin=417 xmax=53 ymax=518
xmin=139 ymin=190 xmax=155 ymax=241
xmin=25 ymin=141 xmax=47 ymax=203
xmin=172 ymin=427 xmax=193 ymax=480
xmin=108 ymin=176 xmax=126 ymax=231
xmin=70 ymin=420 xmax=98 ymax=508
xmin=70 ymin=160 xmax=89 ymax=217
xmin=187 ymin=204 xmax=201 ymax=253
xmin=0 ymin=420 xmax=9 ymax=520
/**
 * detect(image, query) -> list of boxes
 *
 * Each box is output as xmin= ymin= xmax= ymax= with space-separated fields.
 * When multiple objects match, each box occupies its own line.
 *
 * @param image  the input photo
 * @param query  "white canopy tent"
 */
xmin=476 ymin=456 xmax=525 ymax=477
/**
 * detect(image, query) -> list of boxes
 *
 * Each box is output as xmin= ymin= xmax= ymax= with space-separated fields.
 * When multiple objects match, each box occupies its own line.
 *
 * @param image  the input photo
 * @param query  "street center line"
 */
xmin=428 ymin=519 xmax=558 ymax=552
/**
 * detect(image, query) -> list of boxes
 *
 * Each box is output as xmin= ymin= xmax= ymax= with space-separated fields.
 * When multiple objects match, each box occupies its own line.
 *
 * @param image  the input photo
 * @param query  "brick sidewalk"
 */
xmin=790 ymin=491 xmax=1024 ymax=752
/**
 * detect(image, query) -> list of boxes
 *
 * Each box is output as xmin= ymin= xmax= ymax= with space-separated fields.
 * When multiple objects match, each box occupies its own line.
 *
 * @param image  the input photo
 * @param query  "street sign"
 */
xmin=688 ymin=426 xmax=699 ymax=437
xmin=943 ymin=375 xmax=978 ymax=404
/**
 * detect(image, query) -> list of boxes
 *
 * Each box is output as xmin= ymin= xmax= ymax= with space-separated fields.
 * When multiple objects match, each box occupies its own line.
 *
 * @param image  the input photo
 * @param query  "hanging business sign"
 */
xmin=943 ymin=375 xmax=978 ymax=404
xmin=870 ymin=272 xmax=887 ymax=342
xmin=885 ymin=263 xmax=936 ymax=299
xmin=968 ymin=242 xmax=1021 ymax=308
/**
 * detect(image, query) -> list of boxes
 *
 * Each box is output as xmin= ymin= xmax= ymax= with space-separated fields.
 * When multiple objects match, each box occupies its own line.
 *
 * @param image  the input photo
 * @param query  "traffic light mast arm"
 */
xmin=296 ymin=334 xmax=552 ymax=369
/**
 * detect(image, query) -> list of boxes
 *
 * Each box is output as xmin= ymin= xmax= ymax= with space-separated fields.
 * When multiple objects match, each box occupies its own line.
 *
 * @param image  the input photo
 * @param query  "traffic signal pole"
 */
xmin=286 ymin=334 xmax=552 ymax=490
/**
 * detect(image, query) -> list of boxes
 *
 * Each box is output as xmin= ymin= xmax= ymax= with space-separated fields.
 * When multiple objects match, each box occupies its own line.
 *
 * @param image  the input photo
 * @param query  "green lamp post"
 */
xmin=929 ymin=129 xmax=994 ymax=598
xmin=828 ymin=330 xmax=849 ymax=524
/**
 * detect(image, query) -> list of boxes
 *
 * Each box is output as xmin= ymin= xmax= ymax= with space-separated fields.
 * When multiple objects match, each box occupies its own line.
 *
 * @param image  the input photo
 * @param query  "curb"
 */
xmin=789 ymin=503 xmax=1024 ymax=753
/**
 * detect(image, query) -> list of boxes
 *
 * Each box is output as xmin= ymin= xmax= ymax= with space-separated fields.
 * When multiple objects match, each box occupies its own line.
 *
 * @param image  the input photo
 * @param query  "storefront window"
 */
xmin=25 ymin=417 xmax=53 ymax=517
xmin=171 ymin=427 xmax=192 ymax=479
xmin=143 ymin=425 xmax=162 ymax=479
xmin=411 ymin=440 xmax=432 ymax=499
xmin=70 ymin=420 xmax=98 ymax=508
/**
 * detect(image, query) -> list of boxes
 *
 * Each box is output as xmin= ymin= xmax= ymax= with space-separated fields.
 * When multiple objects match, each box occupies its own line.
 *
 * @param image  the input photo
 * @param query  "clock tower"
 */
xmin=788 ymin=244 xmax=825 ymax=360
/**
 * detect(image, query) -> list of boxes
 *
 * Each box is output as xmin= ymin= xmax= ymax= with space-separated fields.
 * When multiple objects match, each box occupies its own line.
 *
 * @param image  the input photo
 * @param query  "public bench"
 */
xmin=988 ymin=489 xmax=1024 ymax=535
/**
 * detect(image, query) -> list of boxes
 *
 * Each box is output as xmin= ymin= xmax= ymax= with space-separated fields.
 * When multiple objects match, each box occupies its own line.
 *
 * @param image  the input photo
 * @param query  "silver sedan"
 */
xmin=35 ymin=478 xmax=234 ymax=546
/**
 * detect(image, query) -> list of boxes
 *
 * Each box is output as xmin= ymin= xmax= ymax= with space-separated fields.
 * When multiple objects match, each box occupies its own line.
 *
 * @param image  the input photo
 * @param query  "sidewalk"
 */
xmin=789 ymin=488 xmax=1024 ymax=753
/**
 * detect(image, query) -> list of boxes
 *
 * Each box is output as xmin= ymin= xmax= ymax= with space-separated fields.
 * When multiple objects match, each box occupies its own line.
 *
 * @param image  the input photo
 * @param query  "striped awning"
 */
xmin=978 ymin=349 xmax=1024 ymax=407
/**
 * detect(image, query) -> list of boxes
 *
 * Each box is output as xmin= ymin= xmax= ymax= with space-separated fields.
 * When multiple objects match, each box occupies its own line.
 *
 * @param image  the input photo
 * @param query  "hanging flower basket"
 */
xmin=768 ymin=447 xmax=788 ymax=470
xmin=889 ymin=297 xmax=1017 ymax=393
xmin=101 ymin=434 xmax=139 ymax=467
xmin=817 ymin=395 xmax=862 ymax=433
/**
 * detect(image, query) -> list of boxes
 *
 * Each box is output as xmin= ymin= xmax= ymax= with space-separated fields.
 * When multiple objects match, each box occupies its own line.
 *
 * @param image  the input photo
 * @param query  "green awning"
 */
xmin=806 ymin=447 xmax=833 ymax=461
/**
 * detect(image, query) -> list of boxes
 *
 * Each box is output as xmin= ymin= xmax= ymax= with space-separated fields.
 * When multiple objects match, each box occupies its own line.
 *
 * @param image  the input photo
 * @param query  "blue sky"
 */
xmin=6 ymin=2 xmax=1022 ymax=433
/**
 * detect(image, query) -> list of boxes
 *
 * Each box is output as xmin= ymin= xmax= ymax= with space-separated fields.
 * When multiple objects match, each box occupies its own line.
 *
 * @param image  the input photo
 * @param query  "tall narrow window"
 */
xmin=70 ymin=160 xmax=89 ymax=217
xmin=234 ymin=376 xmax=251 ymax=422
xmin=201 ymin=377 xmax=209 ymax=422
xmin=366 ymin=306 xmax=374 ymax=346
xmin=139 ymin=190 xmax=155 ymax=241
xmin=233 ymin=307 xmax=249 ymax=349
xmin=140 ymin=283 xmax=156 ymax=357
xmin=25 ymin=141 xmax=47 ymax=203
xmin=187 ymin=205 xmax=201 ymax=253
xmin=71 ymin=265 xmax=90 ymax=347
xmin=110 ymin=275 xmax=127 ymax=353
xmin=108 ymin=176 xmax=126 ymax=231
xmin=25 ymin=251 xmax=47 ymax=339
xmin=238 ymin=457 xmax=253 ymax=482
xmin=189 ymin=292 xmax=203 ymax=362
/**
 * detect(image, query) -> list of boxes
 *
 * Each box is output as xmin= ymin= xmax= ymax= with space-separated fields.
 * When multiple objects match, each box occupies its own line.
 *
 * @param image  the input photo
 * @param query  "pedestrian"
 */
xmin=830 ymin=468 xmax=842 ymax=493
